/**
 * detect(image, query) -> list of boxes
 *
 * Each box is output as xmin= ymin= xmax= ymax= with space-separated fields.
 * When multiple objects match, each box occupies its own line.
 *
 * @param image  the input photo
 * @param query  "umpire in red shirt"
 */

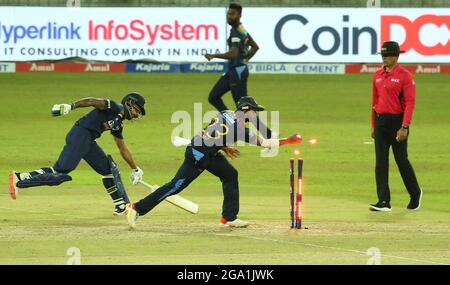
xmin=370 ymin=41 xmax=422 ymax=212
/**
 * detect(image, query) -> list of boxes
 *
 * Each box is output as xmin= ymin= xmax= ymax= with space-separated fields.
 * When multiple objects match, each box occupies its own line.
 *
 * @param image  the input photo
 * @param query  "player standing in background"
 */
xmin=204 ymin=3 xmax=273 ymax=139
xmin=370 ymin=41 xmax=422 ymax=212
xmin=126 ymin=96 xmax=301 ymax=229
xmin=9 ymin=93 xmax=147 ymax=216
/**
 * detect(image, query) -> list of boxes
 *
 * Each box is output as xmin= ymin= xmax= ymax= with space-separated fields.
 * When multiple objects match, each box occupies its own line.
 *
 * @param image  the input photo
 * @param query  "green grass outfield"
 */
xmin=0 ymin=73 xmax=449 ymax=265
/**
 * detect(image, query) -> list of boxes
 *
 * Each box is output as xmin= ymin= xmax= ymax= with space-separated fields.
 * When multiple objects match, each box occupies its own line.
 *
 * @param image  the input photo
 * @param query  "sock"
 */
xmin=103 ymin=177 xmax=127 ymax=211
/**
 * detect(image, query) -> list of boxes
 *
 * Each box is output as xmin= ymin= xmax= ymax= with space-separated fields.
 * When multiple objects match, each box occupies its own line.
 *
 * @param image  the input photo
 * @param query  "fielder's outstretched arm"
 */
xmin=221 ymin=133 xmax=301 ymax=159
xmin=253 ymin=133 xmax=302 ymax=148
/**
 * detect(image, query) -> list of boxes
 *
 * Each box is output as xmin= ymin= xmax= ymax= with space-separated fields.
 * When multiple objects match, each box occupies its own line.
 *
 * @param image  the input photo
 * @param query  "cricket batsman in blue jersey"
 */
xmin=9 ymin=92 xmax=146 ymax=216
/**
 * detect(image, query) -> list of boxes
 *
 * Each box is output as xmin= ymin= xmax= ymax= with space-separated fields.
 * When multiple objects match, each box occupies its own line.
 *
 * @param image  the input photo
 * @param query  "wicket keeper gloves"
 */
xmin=51 ymin=104 xmax=72 ymax=116
xmin=130 ymin=167 xmax=144 ymax=185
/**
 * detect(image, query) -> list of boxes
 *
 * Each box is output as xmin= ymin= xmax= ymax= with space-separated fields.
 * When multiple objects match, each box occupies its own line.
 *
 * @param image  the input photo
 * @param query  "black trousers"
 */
xmin=135 ymin=147 xmax=240 ymax=221
xmin=208 ymin=65 xmax=272 ymax=138
xmin=374 ymin=113 xmax=421 ymax=202
xmin=208 ymin=65 xmax=249 ymax=110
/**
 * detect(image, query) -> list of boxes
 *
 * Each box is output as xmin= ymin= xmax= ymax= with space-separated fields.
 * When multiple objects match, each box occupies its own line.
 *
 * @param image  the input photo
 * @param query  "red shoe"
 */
xmin=9 ymin=171 xmax=19 ymax=200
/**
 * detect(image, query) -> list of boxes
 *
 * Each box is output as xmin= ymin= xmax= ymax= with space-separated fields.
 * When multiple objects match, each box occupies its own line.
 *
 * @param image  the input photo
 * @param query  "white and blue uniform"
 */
xmin=134 ymin=110 xmax=256 ymax=221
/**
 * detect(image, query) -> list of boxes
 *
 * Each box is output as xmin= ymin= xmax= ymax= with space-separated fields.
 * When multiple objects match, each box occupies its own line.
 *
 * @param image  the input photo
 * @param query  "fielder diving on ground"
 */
xmin=125 ymin=96 xmax=302 ymax=229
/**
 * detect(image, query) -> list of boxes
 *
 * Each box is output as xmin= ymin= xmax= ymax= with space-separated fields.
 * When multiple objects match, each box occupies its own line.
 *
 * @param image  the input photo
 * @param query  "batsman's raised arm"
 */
xmin=71 ymin=97 xmax=107 ymax=110
xmin=51 ymin=98 xmax=107 ymax=116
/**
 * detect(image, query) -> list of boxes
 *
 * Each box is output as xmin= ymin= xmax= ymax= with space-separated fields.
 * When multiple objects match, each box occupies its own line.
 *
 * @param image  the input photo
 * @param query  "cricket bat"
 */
xmin=139 ymin=180 xmax=199 ymax=214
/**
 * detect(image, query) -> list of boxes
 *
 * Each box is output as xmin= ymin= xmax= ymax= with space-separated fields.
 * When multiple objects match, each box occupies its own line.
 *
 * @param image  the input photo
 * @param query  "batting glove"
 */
xmin=130 ymin=167 xmax=144 ymax=185
xmin=51 ymin=104 xmax=72 ymax=116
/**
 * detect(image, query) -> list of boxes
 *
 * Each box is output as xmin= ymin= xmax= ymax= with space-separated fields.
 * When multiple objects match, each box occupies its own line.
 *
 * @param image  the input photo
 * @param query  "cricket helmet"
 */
xmin=121 ymin=92 xmax=146 ymax=115
xmin=236 ymin=96 xmax=265 ymax=112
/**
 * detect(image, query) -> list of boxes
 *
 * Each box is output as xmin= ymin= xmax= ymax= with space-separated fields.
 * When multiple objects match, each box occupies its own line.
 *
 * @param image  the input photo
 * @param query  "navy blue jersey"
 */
xmin=227 ymin=24 xmax=252 ymax=68
xmin=74 ymin=99 xmax=125 ymax=140
xmin=191 ymin=111 xmax=256 ymax=157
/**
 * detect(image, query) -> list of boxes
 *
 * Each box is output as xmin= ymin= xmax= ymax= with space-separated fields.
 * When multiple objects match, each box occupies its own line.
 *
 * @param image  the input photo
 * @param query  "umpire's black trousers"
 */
xmin=374 ymin=113 xmax=421 ymax=203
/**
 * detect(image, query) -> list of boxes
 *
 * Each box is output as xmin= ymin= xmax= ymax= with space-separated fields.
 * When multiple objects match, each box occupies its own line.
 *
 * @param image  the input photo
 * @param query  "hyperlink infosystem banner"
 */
xmin=0 ymin=7 xmax=448 ymax=63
